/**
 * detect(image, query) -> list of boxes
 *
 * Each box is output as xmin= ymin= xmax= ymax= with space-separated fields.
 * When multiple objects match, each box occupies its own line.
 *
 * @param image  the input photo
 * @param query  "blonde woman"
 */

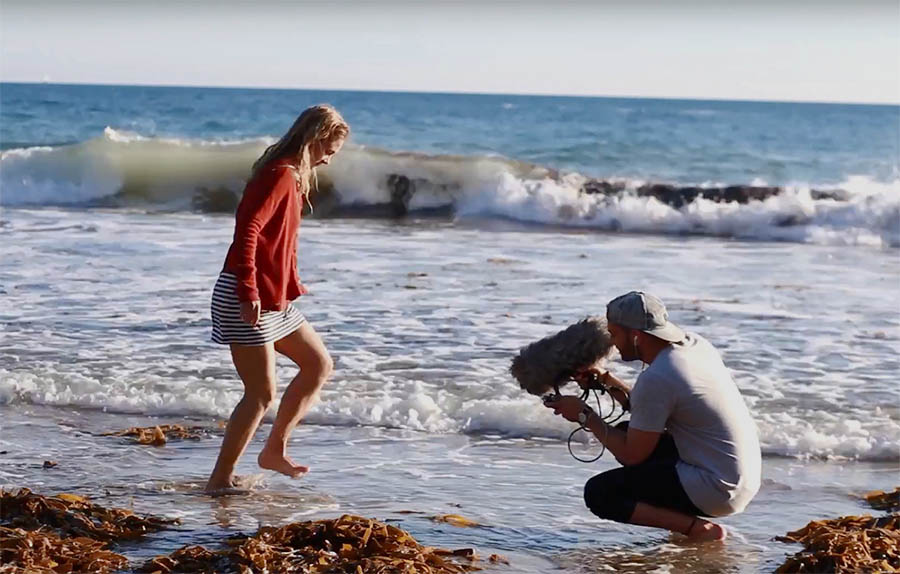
xmin=206 ymin=105 xmax=348 ymax=493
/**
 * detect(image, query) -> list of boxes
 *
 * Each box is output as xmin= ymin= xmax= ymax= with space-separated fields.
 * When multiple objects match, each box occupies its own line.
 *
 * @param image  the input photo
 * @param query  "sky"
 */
xmin=1 ymin=0 xmax=898 ymax=104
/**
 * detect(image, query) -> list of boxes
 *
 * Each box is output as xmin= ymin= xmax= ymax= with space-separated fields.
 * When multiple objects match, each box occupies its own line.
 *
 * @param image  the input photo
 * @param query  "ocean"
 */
xmin=1 ymin=82 xmax=898 ymax=572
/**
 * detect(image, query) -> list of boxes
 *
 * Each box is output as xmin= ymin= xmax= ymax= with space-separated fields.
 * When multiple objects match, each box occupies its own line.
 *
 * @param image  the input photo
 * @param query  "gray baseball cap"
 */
xmin=606 ymin=291 xmax=685 ymax=343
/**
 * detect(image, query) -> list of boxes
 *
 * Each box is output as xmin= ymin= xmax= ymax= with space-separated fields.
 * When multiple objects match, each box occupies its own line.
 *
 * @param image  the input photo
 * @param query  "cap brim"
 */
xmin=643 ymin=322 xmax=685 ymax=343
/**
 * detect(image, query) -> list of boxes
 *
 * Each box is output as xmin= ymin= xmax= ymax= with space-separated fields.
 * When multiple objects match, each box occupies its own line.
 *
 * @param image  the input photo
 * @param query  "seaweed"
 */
xmin=102 ymin=424 xmax=215 ymax=446
xmin=775 ymin=513 xmax=900 ymax=573
xmin=0 ymin=526 xmax=129 ymax=574
xmin=142 ymin=514 xmax=501 ymax=574
xmin=0 ymin=488 xmax=179 ymax=541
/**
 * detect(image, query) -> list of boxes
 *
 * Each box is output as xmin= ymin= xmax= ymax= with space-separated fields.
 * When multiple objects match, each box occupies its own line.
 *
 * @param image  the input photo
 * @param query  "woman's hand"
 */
xmin=240 ymin=300 xmax=262 ymax=326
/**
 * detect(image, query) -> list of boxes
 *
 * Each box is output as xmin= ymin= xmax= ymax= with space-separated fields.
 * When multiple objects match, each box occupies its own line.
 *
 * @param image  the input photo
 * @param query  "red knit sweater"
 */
xmin=223 ymin=161 xmax=304 ymax=311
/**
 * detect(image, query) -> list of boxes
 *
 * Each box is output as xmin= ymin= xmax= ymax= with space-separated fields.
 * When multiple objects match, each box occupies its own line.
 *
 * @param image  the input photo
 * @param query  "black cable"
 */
xmin=566 ymin=384 xmax=623 ymax=463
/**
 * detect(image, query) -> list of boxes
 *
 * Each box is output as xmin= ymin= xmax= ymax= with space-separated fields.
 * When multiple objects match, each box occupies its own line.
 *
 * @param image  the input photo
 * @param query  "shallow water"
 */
xmin=1 ymin=207 xmax=898 ymax=572
xmin=1 ymin=406 xmax=895 ymax=572
xmin=2 ymin=209 xmax=898 ymax=461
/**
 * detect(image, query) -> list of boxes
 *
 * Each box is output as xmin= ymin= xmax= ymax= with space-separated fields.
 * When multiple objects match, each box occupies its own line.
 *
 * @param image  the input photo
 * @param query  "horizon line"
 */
xmin=2 ymin=79 xmax=898 ymax=108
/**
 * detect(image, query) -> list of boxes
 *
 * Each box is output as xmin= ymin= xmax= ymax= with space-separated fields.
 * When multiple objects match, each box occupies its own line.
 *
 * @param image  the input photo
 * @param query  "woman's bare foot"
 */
xmin=204 ymin=476 xmax=249 ymax=496
xmin=205 ymin=476 xmax=234 ymax=492
xmin=686 ymin=519 xmax=727 ymax=542
xmin=257 ymin=448 xmax=309 ymax=478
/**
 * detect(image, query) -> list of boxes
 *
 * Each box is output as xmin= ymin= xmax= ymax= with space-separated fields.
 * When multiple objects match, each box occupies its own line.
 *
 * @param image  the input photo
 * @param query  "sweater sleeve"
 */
xmin=231 ymin=165 xmax=296 ymax=301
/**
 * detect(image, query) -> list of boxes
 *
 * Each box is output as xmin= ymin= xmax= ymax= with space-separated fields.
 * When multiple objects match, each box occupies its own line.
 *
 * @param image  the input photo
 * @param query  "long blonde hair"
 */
xmin=251 ymin=104 xmax=349 ymax=197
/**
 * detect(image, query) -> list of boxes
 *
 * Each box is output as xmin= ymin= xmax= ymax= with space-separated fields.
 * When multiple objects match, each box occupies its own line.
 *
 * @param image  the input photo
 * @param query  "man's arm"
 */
xmin=583 ymin=410 xmax=660 ymax=466
xmin=545 ymin=396 xmax=660 ymax=466
xmin=601 ymin=371 xmax=632 ymax=412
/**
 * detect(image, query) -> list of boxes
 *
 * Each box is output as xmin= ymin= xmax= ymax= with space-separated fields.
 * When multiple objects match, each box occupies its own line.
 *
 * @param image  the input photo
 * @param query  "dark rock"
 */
xmin=637 ymin=184 xmax=781 ymax=208
xmin=591 ymin=180 xmax=851 ymax=209
xmin=774 ymin=215 xmax=804 ymax=226
xmin=387 ymin=174 xmax=415 ymax=216
xmin=306 ymin=175 xmax=339 ymax=216
xmin=310 ymin=173 xmax=455 ymax=219
xmin=637 ymin=184 xmax=703 ymax=208
xmin=811 ymin=188 xmax=850 ymax=201
xmin=581 ymin=179 xmax=626 ymax=196
xmin=719 ymin=185 xmax=781 ymax=203
xmin=191 ymin=186 xmax=240 ymax=213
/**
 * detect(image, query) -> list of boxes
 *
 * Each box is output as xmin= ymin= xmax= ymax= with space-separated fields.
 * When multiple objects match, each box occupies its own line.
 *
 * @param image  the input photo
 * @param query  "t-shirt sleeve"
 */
xmin=628 ymin=370 xmax=676 ymax=433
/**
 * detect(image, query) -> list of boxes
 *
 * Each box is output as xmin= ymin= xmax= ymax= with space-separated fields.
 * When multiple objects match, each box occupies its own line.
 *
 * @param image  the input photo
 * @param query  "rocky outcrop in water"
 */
xmin=311 ymin=173 xmax=458 ymax=218
xmin=639 ymin=184 xmax=782 ymax=208
xmin=581 ymin=181 xmax=849 ymax=208
xmin=187 ymin=171 xmax=851 ymax=218
xmin=373 ymin=173 xmax=849 ymax=215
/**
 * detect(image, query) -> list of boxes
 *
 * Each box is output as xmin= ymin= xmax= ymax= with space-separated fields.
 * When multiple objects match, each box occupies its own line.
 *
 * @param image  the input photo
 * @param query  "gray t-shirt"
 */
xmin=629 ymin=333 xmax=761 ymax=517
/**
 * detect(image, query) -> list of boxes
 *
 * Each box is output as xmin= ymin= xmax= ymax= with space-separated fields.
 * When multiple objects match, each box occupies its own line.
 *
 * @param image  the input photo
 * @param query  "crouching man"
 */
xmin=545 ymin=291 xmax=761 ymax=542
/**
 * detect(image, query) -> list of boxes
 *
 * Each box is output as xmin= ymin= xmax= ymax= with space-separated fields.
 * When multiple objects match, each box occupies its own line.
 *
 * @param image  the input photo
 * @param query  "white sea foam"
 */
xmin=1 ymin=365 xmax=897 ymax=461
xmin=2 ymin=130 xmax=897 ymax=248
xmin=0 ymin=128 xmax=272 ymax=207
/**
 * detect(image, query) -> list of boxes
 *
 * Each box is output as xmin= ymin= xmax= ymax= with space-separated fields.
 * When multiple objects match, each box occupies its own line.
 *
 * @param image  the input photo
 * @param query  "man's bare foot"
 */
xmin=257 ymin=449 xmax=309 ymax=478
xmin=686 ymin=519 xmax=727 ymax=542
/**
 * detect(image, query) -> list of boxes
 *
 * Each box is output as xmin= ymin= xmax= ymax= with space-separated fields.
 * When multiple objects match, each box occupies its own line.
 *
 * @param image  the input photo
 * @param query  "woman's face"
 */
xmin=311 ymin=136 xmax=345 ymax=166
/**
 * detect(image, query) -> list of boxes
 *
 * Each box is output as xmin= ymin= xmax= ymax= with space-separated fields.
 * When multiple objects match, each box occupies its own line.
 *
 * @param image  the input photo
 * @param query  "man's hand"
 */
xmin=544 ymin=395 xmax=588 ymax=423
xmin=240 ymin=300 xmax=262 ymax=326
xmin=573 ymin=367 xmax=609 ymax=391
xmin=577 ymin=367 xmax=632 ymax=412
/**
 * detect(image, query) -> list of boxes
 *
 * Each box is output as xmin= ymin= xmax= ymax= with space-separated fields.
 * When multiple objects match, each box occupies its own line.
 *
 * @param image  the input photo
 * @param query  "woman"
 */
xmin=206 ymin=105 xmax=349 ymax=493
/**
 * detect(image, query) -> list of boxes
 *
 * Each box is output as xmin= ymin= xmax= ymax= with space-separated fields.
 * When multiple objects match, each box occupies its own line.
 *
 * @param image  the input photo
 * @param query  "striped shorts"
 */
xmin=210 ymin=272 xmax=306 ymax=346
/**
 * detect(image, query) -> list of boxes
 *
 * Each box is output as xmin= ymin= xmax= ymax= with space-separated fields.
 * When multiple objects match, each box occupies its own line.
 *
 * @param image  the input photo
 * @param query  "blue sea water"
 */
xmin=1 ymin=84 xmax=899 ymax=572
xmin=2 ymin=82 xmax=898 ymax=185
xmin=3 ymin=83 xmax=898 ymax=248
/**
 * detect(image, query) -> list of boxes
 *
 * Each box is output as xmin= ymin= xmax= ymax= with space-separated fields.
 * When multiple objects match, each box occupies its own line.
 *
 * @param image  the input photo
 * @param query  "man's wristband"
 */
xmin=577 ymin=406 xmax=595 ymax=426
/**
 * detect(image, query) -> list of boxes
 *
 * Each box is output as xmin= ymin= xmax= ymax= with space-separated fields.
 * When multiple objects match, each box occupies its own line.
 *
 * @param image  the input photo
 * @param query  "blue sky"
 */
xmin=1 ymin=1 xmax=897 ymax=104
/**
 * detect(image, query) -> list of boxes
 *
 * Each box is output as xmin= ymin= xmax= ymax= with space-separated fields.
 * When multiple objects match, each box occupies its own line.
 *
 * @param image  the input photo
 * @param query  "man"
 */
xmin=545 ymin=291 xmax=761 ymax=542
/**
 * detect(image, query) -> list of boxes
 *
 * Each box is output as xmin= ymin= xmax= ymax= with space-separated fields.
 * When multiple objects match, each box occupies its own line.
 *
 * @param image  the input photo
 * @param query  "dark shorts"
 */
xmin=583 ymin=422 xmax=707 ymax=524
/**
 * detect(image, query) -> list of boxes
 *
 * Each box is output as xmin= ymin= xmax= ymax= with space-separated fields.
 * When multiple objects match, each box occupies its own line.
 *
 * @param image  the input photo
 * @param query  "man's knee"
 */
xmin=584 ymin=472 xmax=634 ymax=524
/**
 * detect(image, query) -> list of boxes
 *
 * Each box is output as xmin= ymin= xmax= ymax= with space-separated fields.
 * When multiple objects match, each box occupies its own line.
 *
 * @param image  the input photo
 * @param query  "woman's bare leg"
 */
xmin=205 ymin=343 xmax=277 ymax=492
xmin=257 ymin=322 xmax=333 ymax=476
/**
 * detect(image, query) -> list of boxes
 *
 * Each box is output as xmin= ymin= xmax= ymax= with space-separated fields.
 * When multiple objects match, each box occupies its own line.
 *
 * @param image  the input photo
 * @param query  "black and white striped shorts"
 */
xmin=210 ymin=272 xmax=306 ymax=346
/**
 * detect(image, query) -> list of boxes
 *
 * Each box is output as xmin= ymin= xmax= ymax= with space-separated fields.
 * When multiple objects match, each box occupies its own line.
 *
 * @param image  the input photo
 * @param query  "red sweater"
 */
xmin=223 ymin=161 xmax=304 ymax=311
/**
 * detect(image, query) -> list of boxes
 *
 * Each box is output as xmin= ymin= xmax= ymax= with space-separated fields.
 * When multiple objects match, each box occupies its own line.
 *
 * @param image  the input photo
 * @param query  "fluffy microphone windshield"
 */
xmin=510 ymin=317 xmax=614 ymax=396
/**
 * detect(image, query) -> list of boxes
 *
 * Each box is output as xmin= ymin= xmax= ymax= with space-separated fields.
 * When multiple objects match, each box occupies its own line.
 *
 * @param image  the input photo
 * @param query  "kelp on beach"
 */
xmin=864 ymin=488 xmax=900 ymax=513
xmin=0 ymin=489 xmax=177 ymax=573
xmin=775 ymin=487 xmax=900 ymax=573
xmin=0 ymin=488 xmax=179 ymax=541
xmin=0 ymin=526 xmax=129 ymax=574
xmin=1 ymin=490 xmax=504 ymax=574
xmin=142 ymin=514 xmax=497 ymax=574
xmin=102 ymin=424 xmax=217 ymax=446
